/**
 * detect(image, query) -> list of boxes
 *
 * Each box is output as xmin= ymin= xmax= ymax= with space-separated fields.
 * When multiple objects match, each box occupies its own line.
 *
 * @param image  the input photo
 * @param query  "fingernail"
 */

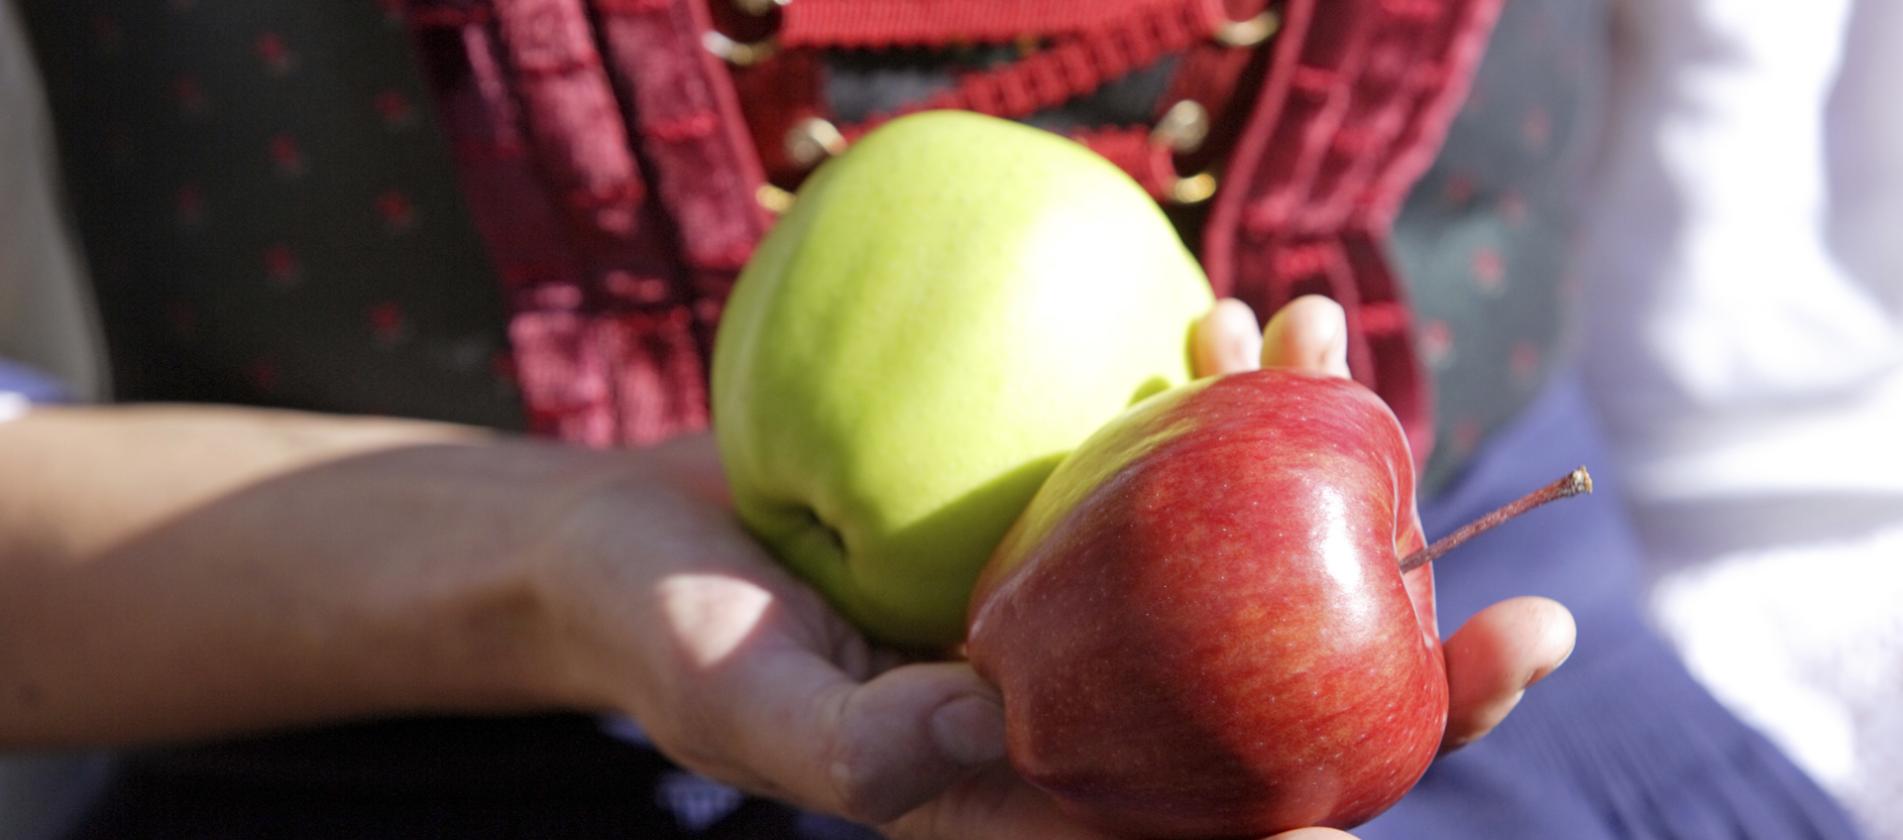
xmin=1441 ymin=688 xmax=1526 ymax=757
xmin=1224 ymin=305 xmax=1263 ymax=372
xmin=930 ymin=694 xmax=1006 ymax=766
xmin=1313 ymin=310 xmax=1346 ymax=374
xmin=1522 ymin=617 xmax=1568 ymax=685
xmin=1527 ymin=640 xmax=1574 ymax=688
xmin=1226 ymin=333 xmax=1261 ymax=374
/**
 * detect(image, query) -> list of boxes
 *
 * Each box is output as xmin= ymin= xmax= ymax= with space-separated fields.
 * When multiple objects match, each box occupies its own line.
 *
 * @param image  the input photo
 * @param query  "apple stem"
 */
xmin=1398 ymin=467 xmax=1593 ymax=574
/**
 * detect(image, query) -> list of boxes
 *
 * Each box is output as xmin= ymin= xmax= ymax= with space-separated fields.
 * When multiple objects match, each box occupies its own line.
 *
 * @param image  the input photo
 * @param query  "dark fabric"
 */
xmin=17 ymin=0 xmax=524 ymax=430
xmin=1359 ymin=373 xmax=1863 ymax=840
xmin=64 ymin=716 xmax=874 ymax=839
xmin=1392 ymin=0 xmax=1606 ymax=493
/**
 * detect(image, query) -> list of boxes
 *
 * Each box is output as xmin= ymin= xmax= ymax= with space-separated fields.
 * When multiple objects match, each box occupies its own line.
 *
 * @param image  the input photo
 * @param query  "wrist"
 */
xmin=509 ymin=434 xmax=756 ymax=724
xmin=479 ymin=440 xmax=688 ymax=718
xmin=0 ymin=406 xmax=650 ymax=744
xmin=369 ymin=437 xmax=636 ymax=719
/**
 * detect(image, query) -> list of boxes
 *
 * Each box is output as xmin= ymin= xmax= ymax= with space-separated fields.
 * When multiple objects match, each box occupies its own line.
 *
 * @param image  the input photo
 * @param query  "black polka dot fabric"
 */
xmin=1391 ymin=0 xmax=1607 ymax=493
xmin=20 ymin=0 xmax=525 ymax=429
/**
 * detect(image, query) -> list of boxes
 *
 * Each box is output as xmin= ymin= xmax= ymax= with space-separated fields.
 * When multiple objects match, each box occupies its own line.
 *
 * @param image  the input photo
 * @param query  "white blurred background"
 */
xmin=1579 ymin=1 xmax=1903 ymax=836
xmin=0 ymin=5 xmax=112 ymax=840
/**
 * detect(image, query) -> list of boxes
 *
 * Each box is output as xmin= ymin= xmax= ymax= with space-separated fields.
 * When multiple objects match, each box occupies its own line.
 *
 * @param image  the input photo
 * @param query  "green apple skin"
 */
xmin=712 ymin=111 xmax=1214 ymax=647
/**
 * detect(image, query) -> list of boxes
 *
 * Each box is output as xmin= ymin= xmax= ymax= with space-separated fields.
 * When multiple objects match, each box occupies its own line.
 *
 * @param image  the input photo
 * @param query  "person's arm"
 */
xmin=0 ymin=396 xmax=1015 ymax=814
xmin=0 ymin=400 xmax=1014 ymax=827
xmin=0 ymin=405 xmax=609 ymax=743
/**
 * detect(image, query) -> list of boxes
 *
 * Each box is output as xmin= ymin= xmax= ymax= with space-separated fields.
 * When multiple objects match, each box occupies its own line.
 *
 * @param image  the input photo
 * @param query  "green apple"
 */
xmin=712 ymin=111 xmax=1213 ymax=647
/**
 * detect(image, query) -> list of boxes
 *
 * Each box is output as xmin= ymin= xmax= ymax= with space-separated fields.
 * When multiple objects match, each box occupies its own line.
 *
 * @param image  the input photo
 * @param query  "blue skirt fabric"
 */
xmin=1358 ymin=373 xmax=1861 ymax=840
xmin=0 ymin=359 xmax=67 ymax=404
xmin=61 ymin=374 xmax=1859 ymax=840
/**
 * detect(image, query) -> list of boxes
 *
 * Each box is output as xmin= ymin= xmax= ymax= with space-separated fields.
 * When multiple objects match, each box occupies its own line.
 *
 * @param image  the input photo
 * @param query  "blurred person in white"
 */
xmin=0 ymin=1 xmax=101 ymax=405
xmin=1579 ymin=0 xmax=1903 ymax=836
xmin=0 ymin=5 xmax=111 ymax=839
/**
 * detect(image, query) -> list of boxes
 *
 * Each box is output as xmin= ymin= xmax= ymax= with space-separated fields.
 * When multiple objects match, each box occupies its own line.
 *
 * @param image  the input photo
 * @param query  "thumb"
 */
xmin=824 ymin=662 xmax=1006 ymax=824
xmin=726 ymin=657 xmax=1004 ymax=826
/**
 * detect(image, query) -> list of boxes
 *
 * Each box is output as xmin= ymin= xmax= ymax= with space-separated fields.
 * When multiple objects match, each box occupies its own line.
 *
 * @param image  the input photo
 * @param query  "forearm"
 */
xmin=0 ymin=405 xmax=610 ymax=746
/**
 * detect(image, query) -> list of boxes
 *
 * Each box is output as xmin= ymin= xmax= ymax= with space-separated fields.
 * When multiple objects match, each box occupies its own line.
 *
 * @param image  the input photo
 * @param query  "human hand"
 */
xmin=547 ymin=295 xmax=1573 ymax=840
xmin=539 ymin=434 xmax=1017 ymax=827
xmin=547 ymin=436 xmax=1358 ymax=840
xmin=884 ymin=296 xmax=1575 ymax=839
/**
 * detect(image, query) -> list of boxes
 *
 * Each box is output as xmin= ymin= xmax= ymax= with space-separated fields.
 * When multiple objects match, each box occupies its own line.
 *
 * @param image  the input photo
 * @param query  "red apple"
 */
xmin=966 ymin=368 xmax=1447 ymax=838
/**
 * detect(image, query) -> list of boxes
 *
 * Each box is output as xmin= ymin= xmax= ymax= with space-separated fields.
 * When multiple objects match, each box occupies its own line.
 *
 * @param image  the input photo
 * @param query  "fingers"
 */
xmin=827 ymin=662 xmax=1007 ymax=823
xmin=1439 ymin=596 xmax=1576 ymax=752
xmin=1192 ymin=298 xmax=1264 ymax=377
xmin=1192 ymin=295 xmax=1351 ymax=380
xmin=1259 ymin=295 xmax=1349 ymax=378
xmin=721 ymin=654 xmax=1006 ymax=825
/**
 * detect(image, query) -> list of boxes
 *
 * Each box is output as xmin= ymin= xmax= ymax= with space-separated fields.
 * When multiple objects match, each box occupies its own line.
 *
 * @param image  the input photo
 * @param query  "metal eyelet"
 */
xmin=756 ymin=183 xmax=796 ymax=214
xmin=1214 ymin=7 xmax=1280 ymax=48
xmin=1167 ymin=171 xmax=1218 ymax=205
xmin=783 ymin=117 xmax=847 ymax=168
xmin=1150 ymin=100 xmax=1215 ymax=204
xmin=704 ymin=30 xmax=779 ymax=66
xmin=1152 ymin=100 xmax=1210 ymax=154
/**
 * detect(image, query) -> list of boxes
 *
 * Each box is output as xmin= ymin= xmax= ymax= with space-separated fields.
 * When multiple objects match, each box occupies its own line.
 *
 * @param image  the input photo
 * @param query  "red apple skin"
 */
xmin=967 ymin=369 xmax=1447 ymax=839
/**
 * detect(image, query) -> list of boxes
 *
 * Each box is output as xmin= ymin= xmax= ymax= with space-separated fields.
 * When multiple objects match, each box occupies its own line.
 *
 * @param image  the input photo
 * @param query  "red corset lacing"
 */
xmin=400 ymin=0 xmax=1505 ymax=467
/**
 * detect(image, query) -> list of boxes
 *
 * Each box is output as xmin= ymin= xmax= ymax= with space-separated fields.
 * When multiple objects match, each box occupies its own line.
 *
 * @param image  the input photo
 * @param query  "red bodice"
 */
xmin=402 ymin=0 xmax=1504 ymax=465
